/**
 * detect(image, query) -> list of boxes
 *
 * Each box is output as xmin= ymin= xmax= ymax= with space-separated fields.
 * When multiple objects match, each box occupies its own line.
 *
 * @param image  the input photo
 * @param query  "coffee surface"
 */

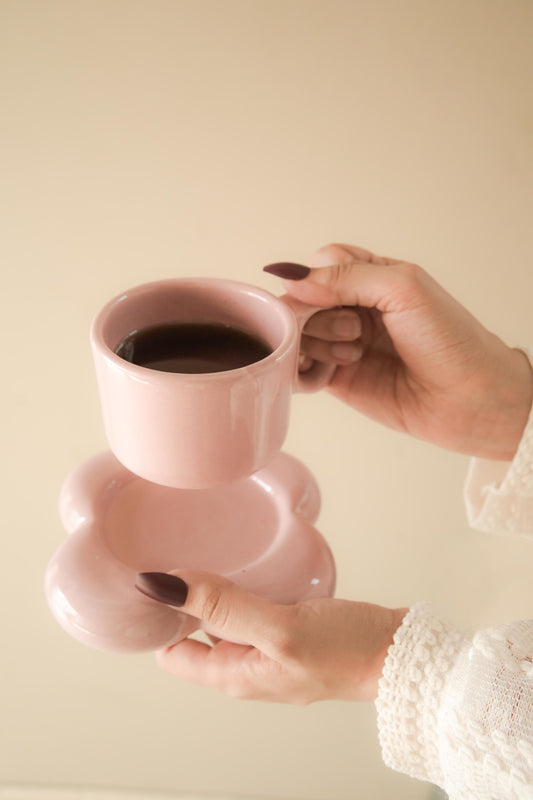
xmin=114 ymin=322 xmax=272 ymax=373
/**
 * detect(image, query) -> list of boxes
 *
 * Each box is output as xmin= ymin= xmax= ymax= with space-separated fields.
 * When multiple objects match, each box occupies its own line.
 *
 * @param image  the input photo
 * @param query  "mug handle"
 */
xmin=280 ymin=295 xmax=338 ymax=393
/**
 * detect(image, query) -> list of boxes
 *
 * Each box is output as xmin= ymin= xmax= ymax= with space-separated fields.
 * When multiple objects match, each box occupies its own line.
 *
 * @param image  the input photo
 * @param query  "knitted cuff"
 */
xmin=375 ymin=602 xmax=467 ymax=785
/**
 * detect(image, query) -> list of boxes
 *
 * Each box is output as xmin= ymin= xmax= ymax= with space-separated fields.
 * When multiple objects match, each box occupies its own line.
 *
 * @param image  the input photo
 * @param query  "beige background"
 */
xmin=1 ymin=1 xmax=532 ymax=798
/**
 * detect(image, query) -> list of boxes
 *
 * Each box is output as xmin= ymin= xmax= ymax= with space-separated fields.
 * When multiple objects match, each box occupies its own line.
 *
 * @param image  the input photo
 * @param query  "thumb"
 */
xmin=264 ymin=243 xmax=417 ymax=313
xmin=135 ymin=570 xmax=287 ymax=655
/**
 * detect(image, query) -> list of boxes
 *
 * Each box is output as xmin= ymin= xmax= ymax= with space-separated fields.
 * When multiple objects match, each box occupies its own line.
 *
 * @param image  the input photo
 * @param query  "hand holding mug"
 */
xmin=265 ymin=244 xmax=533 ymax=461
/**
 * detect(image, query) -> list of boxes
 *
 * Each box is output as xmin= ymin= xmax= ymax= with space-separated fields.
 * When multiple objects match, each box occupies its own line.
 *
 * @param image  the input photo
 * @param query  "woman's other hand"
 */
xmin=136 ymin=570 xmax=406 ymax=704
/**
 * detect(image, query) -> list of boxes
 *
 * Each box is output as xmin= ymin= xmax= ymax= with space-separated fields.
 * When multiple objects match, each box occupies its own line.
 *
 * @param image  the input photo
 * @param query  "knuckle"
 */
xmin=396 ymin=260 xmax=425 ymax=284
xmin=270 ymin=609 xmax=307 ymax=662
xmin=391 ymin=262 xmax=430 ymax=306
xmin=197 ymin=583 xmax=231 ymax=630
xmin=312 ymin=243 xmax=346 ymax=265
xmin=327 ymin=261 xmax=358 ymax=302
xmin=275 ymin=635 xmax=301 ymax=663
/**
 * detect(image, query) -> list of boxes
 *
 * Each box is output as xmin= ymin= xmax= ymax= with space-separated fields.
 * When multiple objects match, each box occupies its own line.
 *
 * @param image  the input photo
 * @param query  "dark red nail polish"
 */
xmin=263 ymin=262 xmax=311 ymax=280
xmin=135 ymin=572 xmax=189 ymax=607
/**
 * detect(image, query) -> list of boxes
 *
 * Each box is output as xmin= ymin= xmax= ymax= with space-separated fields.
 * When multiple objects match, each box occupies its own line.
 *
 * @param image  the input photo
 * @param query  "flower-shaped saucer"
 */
xmin=45 ymin=450 xmax=336 ymax=653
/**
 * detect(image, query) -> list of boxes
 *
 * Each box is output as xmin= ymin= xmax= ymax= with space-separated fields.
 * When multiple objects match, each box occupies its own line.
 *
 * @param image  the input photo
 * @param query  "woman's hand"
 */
xmin=136 ymin=571 xmax=406 ymax=704
xmin=265 ymin=244 xmax=533 ymax=460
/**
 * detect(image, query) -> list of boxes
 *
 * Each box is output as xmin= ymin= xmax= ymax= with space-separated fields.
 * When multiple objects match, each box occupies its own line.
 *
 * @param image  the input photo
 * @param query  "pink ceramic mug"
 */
xmin=91 ymin=278 xmax=334 ymax=489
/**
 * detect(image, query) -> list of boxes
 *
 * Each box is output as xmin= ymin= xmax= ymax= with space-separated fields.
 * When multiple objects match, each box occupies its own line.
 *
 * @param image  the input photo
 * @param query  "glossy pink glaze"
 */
xmin=45 ymin=450 xmax=336 ymax=653
xmin=91 ymin=279 xmax=334 ymax=488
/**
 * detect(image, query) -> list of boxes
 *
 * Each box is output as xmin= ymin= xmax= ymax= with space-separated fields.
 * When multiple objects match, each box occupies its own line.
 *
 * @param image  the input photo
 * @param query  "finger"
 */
xmin=310 ymin=243 xmax=401 ymax=268
xmin=298 ymin=353 xmax=314 ymax=373
xmin=136 ymin=570 xmax=288 ymax=658
xmin=273 ymin=255 xmax=426 ymax=314
xmin=301 ymin=333 xmax=364 ymax=366
xmin=303 ymin=307 xmax=362 ymax=342
xmin=157 ymin=636 xmax=213 ymax=683
xmin=156 ymin=635 xmax=258 ymax=694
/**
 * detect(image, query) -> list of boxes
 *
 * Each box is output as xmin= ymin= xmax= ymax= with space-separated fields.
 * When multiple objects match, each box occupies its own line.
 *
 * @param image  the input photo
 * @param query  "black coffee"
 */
xmin=114 ymin=322 xmax=272 ymax=374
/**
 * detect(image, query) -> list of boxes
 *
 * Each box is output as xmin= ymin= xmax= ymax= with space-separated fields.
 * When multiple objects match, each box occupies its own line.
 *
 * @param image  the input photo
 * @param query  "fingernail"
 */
xmin=135 ymin=572 xmax=189 ymax=607
xmin=263 ymin=262 xmax=311 ymax=280
xmin=298 ymin=353 xmax=314 ymax=372
xmin=330 ymin=341 xmax=363 ymax=362
xmin=332 ymin=313 xmax=361 ymax=339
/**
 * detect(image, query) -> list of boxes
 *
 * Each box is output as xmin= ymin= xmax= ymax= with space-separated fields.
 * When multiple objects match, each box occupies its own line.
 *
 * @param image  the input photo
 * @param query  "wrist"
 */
xmin=362 ymin=607 xmax=409 ymax=702
xmin=475 ymin=346 xmax=533 ymax=461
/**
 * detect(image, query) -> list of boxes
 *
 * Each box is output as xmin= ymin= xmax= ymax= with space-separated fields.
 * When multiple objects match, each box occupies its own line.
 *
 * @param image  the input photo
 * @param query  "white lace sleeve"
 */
xmin=376 ymin=360 xmax=533 ymax=798
xmin=376 ymin=604 xmax=533 ymax=799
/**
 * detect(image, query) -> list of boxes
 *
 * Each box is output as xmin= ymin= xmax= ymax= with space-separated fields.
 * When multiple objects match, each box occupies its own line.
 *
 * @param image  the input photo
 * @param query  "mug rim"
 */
xmin=90 ymin=277 xmax=298 ymax=381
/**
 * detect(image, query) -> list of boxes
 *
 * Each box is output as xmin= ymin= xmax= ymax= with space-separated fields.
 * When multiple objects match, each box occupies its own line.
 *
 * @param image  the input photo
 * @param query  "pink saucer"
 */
xmin=45 ymin=451 xmax=336 ymax=653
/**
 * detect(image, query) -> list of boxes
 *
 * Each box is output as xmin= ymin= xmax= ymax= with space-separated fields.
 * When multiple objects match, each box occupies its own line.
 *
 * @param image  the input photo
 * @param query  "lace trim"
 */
xmin=376 ymin=602 xmax=466 ymax=785
xmin=376 ymin=606 xmax=533 ymax=799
